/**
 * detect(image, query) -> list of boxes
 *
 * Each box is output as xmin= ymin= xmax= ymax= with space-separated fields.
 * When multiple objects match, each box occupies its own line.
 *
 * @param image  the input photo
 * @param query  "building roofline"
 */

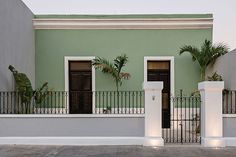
xmin=34 ymin=14 xmax=213 ymax=19
xmin=33 ymin=15 xmax=213 ymax=30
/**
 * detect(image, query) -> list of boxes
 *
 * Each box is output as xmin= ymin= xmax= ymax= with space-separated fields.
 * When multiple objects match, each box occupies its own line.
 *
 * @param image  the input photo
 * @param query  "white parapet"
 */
xmin=143 ymin=82 xmax=164 ymax=146
xmin=198 ymin=81 xmax=225 ymax=147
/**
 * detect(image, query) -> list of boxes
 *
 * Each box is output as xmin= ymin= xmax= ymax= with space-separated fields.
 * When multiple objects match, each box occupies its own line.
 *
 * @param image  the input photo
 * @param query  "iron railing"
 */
xmin=0 ymin=91 xmax=144 ymax=114
xmin=162 ymin=90 xmax=201 ymax=144
xmin=223 ymin=90 xmax=236 ymax=114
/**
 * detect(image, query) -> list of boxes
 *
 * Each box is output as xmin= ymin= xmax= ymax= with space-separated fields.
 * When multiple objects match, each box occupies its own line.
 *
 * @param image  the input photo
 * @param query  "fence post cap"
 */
xmin=142 ymin=82 xmax=163 ymax=90
xmin=198 ymin=81 xmax=224 ymax=91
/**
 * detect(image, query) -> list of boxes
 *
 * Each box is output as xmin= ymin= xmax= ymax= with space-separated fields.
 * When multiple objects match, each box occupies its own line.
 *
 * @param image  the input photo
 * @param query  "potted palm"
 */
xmin=179 ymin=40 xmax=229 ymax=135
xmin=92 ymin=54 xmax=131 ymax=91
xmin=179 ymin=39 xmax=229 ymax=81
xmin=92 ymin=55 xmax=131 ymax=114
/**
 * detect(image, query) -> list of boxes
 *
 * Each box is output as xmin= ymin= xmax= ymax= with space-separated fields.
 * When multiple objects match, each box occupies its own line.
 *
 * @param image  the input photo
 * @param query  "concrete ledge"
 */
xmin=223 ymin=114 xmax=236 ymax=118
xmin=0 ymin=137 xmax=144 ymax=146
xmin=201 ymin=137 xmax=225 ymax=147
xmin=0 ymin=114 xmax=145 ymax=118
xmin=143 ymin=137 xmax=164 ymax=146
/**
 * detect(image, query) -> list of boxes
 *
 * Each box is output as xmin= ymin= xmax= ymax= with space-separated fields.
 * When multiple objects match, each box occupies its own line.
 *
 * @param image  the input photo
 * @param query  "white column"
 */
xmin=198 ymin=81 xmax=225 ymax=147
xmin=143 ymin=82 xmax=164 ymax=146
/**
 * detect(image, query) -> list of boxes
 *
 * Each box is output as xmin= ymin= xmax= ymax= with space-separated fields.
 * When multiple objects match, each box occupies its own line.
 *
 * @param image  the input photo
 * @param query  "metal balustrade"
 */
xmin=0 ymin=91 xmax=144 ymax=114
xmin=223 ymin=90 xmax=236 ymax=114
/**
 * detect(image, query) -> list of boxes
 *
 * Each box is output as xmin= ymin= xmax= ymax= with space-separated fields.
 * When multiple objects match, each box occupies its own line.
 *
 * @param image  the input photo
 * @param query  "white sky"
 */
xmin=22 ymin=0 xmax=236 ymax=50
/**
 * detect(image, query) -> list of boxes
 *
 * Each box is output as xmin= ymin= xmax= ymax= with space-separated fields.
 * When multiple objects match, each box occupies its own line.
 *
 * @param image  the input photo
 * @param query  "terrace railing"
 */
xmin=0 ymin=91 xmax=144 ymax=114
xmin=223 ymin=90 xmax=236 ymax=114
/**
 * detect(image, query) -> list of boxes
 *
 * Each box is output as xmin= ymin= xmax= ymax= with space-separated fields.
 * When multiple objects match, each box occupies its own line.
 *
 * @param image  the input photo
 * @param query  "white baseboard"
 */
xmin=0 ymin=137 xmax=144 ymax=146
xmin=3 ymin=136 xmax=236 ymax=146
xmin=224 ymin=137 xmax=236 ymax=146
xmin=143 ymin=137 xmax=164 ymax=146
xmin=201 ymin=137 xmax=225 ymax=147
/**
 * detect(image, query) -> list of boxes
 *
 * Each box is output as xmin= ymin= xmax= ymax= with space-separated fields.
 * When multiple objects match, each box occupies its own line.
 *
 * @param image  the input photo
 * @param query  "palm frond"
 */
xmin=114 ymin=54 xmax=128 ymax=73
xmin=92 ymin=57 xmax=115 ymax=74
xmin=179 ymin=45 xmax=200 ymax=62
xmin=120 ymin=72 xmax=131 ymax=80
xmin=179 ymin=39 xmax=229 ymax=81
xmin=92 ymin=55 xmax=130 ymax=91
xmin=207 ymin=42 xmax=229 ymax=65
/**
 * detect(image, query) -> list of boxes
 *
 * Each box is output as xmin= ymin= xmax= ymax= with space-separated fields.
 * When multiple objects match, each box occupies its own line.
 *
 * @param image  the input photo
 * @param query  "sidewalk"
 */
xmin=0 ymin=145 xmax=236 ymax=157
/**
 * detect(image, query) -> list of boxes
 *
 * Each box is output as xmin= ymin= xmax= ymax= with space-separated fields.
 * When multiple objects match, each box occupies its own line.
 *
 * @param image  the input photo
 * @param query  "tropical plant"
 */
xmin=207 ymin=72 xmax=223 ymax=81
xmin=179 ymin=39 xmax=229 ymax=81
xmin=9 ymin=65 xmax=49 ymax=113
xmin=9 ymin=65 xmax=34 ymax=105
xmin=92 ymin=55 xmax=131 ymax=91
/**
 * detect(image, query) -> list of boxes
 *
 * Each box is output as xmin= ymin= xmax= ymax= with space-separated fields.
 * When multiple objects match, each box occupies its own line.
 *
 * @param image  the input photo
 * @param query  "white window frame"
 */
xmin=64 ymin=56 xmax=96 ymax=113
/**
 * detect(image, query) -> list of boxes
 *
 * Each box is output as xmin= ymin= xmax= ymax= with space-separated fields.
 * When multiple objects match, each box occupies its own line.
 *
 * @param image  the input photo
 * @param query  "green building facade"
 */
xmin=34 ymin=14 xmax=213 ymax=94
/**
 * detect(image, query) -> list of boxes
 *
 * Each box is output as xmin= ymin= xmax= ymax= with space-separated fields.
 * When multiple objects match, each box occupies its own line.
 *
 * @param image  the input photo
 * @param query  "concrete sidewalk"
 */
xmin=0 ymin=145 xmax=236 ymax=157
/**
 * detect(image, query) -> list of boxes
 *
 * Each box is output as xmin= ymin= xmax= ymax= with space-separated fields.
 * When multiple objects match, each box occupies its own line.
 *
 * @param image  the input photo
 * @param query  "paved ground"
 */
xmin=0 ymin=145 xmax=236 ymax=157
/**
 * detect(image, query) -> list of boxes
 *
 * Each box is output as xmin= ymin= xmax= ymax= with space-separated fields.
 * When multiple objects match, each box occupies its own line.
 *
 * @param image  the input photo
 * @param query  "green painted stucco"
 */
xmin=35 ymin=15 xmax=212 ymax=94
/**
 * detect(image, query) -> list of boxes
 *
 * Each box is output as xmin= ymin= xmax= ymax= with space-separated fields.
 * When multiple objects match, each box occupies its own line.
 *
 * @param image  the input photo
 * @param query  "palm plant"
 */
xmin=92 ymin=54 xmax=130 ymax=91
xmin=207 ymin=72 xmax=223 ymax=81
xmin=179 ymin=39 xmax=229 ymax=81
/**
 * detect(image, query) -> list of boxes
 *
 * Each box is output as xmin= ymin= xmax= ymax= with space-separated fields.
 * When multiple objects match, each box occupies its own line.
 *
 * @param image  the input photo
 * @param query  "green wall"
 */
xmin=35 ymin=23 xmax=212 ymax=94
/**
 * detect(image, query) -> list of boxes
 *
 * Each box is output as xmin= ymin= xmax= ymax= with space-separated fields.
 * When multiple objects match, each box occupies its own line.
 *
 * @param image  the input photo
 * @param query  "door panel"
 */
xmin=69 ymin=61 xmax=92 ymax=114
xmin=147 ymin=61 xmax=171 ymax=128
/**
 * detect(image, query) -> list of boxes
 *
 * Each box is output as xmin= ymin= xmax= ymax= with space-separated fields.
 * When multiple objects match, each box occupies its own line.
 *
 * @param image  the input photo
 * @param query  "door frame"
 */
xmin=144 ymin=56 xmax=174 ymax=96
xmin=64 ymin=56 xmax=96 ymax=113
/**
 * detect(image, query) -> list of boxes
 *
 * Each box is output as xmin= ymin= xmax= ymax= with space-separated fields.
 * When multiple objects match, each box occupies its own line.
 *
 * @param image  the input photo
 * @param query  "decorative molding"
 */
xmin=0 ymin=137 xmax=144 ymax=145
xmin=33 ymin=18 xmax=213 ymax=30
xmin=0 ymin=114 xmax=145 ymax=118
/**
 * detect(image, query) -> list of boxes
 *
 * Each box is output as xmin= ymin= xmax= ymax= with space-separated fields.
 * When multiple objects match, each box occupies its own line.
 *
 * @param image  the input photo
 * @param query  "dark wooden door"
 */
xmin=69 ymin=61 xmax=92 ymax=114
xmin=147 ymin=61 xmax=171 ymax=128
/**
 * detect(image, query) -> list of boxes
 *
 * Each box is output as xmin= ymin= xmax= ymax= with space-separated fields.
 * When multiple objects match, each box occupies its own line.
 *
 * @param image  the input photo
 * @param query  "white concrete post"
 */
xmin=198 ymin=81 xmax=225 ymax=147
xmin=143 ymin=82 xmax=164 ymax=146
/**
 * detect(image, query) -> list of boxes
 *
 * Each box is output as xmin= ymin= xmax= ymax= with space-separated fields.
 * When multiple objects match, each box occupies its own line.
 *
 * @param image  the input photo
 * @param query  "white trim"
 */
xmin=143 ymin=137 xmax=164 ymax=146
xmin=144 ymin=56 xmax=174 ymax=96
xmin=224 ymin=137 xmax=236 ymax=146
xmin=64 ymin=56 xmax=96 ymax=113
xmin=0 ymin=137 xmax=144 ymax=145
xmin=33 ymin=18 xmax=213 ymax=30
xmin=0 ymin=114 xmax=145 ymax=118
xmin=223 ymin=114 xmax=236 ymax=118
xmin=201 ymin=137 xmax=225 ymax=147
xmin=2 ymin=136 xmax=236 ymax=146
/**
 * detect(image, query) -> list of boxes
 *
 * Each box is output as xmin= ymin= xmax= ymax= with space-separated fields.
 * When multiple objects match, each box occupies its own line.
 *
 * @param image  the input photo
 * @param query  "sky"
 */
xmin=22 ymin=0 xmax=236 ymax=50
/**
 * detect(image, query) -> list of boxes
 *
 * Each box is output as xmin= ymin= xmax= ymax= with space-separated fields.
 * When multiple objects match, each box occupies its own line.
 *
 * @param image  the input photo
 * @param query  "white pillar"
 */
xmin=198 ymin=81 xmax=225 ymax=147
xmin=143 ymin=82 xmax=164 ymax=146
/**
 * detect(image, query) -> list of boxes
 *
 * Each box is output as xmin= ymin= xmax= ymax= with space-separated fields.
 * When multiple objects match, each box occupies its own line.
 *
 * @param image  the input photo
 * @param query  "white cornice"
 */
xmin=33 ymin=18 xmax=213 ymax=30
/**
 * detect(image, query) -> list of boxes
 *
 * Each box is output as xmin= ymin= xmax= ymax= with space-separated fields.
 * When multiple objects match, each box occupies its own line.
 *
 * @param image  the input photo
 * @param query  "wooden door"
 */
xmin=147 ymin=61 xmax=171 ymax=128
xmin=69 ymin=61 xmax=92 ymax=114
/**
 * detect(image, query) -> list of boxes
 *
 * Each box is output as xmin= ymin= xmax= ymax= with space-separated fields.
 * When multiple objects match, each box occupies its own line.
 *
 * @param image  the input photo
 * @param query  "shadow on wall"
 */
xmin=206 ymin=49 xmax=236 ymax=90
